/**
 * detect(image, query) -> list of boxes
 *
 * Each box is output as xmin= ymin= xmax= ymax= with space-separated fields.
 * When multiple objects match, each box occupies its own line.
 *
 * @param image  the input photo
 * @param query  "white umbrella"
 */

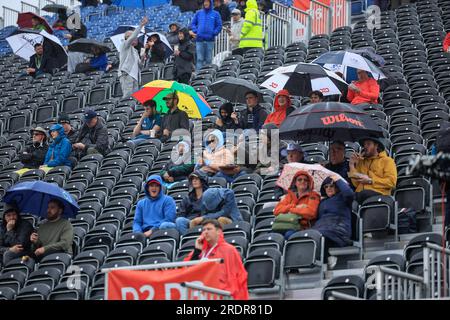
xmin=110 ymin=28 xmax=173 ymax=56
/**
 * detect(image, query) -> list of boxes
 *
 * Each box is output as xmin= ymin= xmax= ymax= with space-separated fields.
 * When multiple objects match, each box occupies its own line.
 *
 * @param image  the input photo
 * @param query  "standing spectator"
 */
xmin=227 ymin=9 xmax=244 ymax=54
xmin=31 ymin=17 xmax=46 ymax=31
xmin=190 ymin=0 xmax=222 ymax=70
xmin=349 ymin=137 xmax=397 ymax=204
xmin=41 ymin=124 xmax=72 ymax=169
xmin=325 ymin=141 xmax=351 ymax=185
xmin=173 ymin=28 xmax=195 ymax=85
xmin=160 ymin=140 xmax=195 ymax=184
xmin=18 ymin=127 xmax=49 ymax=170
xmin=238 ymin=0 xmax=263 ymax=54
xmin=166 ymin=23 xmax=181 ymax=48
xmin=66 ymin=21 xmax=88 ymax=74
xmin=0 ymin=205 xmax=33 ymax=265
xmin=57 ymin=113 xmax=78 ymax=144
xmin=185 ymin=219 xmax=249 ymax=300
xmin=75 ymin=46 xmax=108 ymax=73
xmin=239 ymin=90 xmax=268 ymax=132
xmin=30 ymin=199 xmax=74 ymax=260
xmin=237 ymin=0 xmax=246 ymax=12
xmin=435 ymin=120 xmax=450 ymax=226
xmin=309 ymin=90 xmax=324 ymax=104
xmin=264 ymin=89 xmax=295 ymax=127
xmin=312 ymin=175 xmax=354 ymax=269
xmin=176 ymin=171 xmax=209 ymax=235
xmin=25 ymin=43 xmax=54 ymax=77
xmin=214 ymin=0 xmax=231 ymax=23
xmin=130 ymin=100 xmax=161 ymax=145
xmin=443 ymin=32 xmax=450 ymax=53
xmin=273 ymin=171 xmax=321 ymax=239
xmin=215 ymin=102 xmax=240 ymax=131
xmin=159 ymin=92 xmax=190 ymax=142
xmin=197 ymin=129 xmax=234 ymax=176
xmin=347 ymin=69 xmax=380 ymax=105
xmin=132 ymin=175 xmax=177 ymax=237
xmin=73 ymin=110 xmax=110 ymax=157
xmin=119 ymin=17 xmax=148 ymax=98
xmin=52 ymin=9 xmax=68 ymax=30
xmin=141 ymin=34 xmax=166 ymax=65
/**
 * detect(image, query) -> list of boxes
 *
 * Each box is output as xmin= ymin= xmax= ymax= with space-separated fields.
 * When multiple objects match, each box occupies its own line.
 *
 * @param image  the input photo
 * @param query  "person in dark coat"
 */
xmin=160 ymin=140 xmax=195 ymax=184
xmin=142 ymin=34 xmax=166 ymax=64
xmin=215 ymin=102 xmax=240 ymax=131
xmin=166 ymin=23 xmax=181 ymax=48
xmin=19 ymin=127 xmax=49 ymax=169
xmin=325 ymin=141 xmax=352 ymax=185
xmin=26 ymin=43 xmax=54 ymax=77
xmin=214 ymin=0 xmax=231 ymax=23
xmin=58 ymin=113 xmax=78 ymax=144
xmin=0 ymin=204 xmax=33 ymax=266
xmin=173 ymin=28 xmax=195 ymax=84
xmin=65 ymin=21 xmax=87 ymax=42
xmin=159 ymin=92 xmax=190 ymax=142
xmin=73 ymin=110 xmax=110 ymax=157
xmin=238 ymin=90 xmax=268 ymax=132
xmin=312 ymin=174 xmax=354 ymax=269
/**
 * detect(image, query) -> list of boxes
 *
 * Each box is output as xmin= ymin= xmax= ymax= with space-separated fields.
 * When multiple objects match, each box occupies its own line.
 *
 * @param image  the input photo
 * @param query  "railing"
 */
xmin=375 ymin=266 xmax=425 ymax=300
xmin=262 ymin=12 xmax=290 ymax=49
xmin=181 ymin=282 xmax=233 ymax=300
xmin=2 ymin=7 xmax=20 ymax=30
xmin=330 ymin=291 xmax=364 ymax=300
xmin=291 ymin=6 xmax=311 ymax=43
xmin=423 ymin=242 xmax=450 ymax=299
xmin=21 ymin=2 xmax=39 ymax=14
xmin=310 ymin=0 xmax=332 ymax=36
xmin=212 ymin=27 xmax=230 ymax=61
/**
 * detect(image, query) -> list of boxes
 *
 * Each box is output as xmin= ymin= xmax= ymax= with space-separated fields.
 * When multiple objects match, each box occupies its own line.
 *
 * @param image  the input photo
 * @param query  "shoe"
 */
xmin=327 ymin=256 xmax=338 ymax=270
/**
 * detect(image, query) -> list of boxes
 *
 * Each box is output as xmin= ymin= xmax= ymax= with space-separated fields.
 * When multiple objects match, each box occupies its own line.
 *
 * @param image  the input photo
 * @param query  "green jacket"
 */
xmin=239 ymin=0 xmax=263 ymax=49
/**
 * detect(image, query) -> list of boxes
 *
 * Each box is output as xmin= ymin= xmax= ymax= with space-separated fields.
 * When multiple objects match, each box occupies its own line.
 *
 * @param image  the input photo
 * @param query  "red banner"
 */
xmin=293 ymin=0 xmax=310 ymax=11
xmin=106 ymin=261 xmax=225 ymax=300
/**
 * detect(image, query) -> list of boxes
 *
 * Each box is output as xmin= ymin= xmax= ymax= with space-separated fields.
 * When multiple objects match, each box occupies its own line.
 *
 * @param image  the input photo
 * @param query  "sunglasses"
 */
xmin=296 ymin=178 xmax=309 ymax=183
xmin=206 ymin=139 xmax=216 ymax=145
xmin=324 ymin=184 xmax=335 ymax=189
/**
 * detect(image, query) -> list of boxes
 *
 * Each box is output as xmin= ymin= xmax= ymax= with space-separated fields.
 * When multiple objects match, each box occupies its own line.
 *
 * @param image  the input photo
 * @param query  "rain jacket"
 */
xmin=29 ymin=52 xmax=54 ymax=75
xmin=146 ymin=34 xmax=166 ymax=63
xmin=44 ymin=124 xmax=72 ymax=167
xmin=351 ymin=150 xmax=397 ymax=196
xmin=347 ymin=78 xmax=380 ymax=105
xmin=238 ymin=104 xmax=269 ymax=132
xmin=133 ymin=175 xmax=177 ymax=233
xmin=215 ymin=103 xmax=240 ymax=131
xmin=201 ymin=188 xmax=243 ymax=221
xmin=76 ymin=117 xmax=110 ymax=156
xmin=118 ymin=26 xmax=142 ymax=82
xmin=264 ymin=89 xmax=295 ymax=127
xmin=274 ymin=171 xmax=321 ymax=228
xmin=239 ymin=0 xmax=263 ymax=49
xmin=160 ymin=141 xmax=195 ymax=181
xmin=443 ymin=33 xmax=450 ymax=52
xmin=229 ymin=16 xmax=244 ymax=50
xmin=0 ymin=211 xmax=33 ymax=256
xmin=185 ymin=232 xmax=249 ymax=300
xmin=198 ymin=129 xmax=234 ymax=174
xmin=215 ymin=0 xmax=231 ymax=22
xmin=90 ymin=53 xmax=108 ymax=71
xmin=178 ymin=171 xmax=209 ymax=220
xmin=191 ymin=4 xmax=222 ymax=41
xmin=173 ymin=28 xmax=195 ymax=78
xmin=312 ymin=178 xmax=354 ymax=247
xmin=20 ymin=140 xmax=49 ymax=169
xmin=167 ymin=23 xmax=180 ymax=47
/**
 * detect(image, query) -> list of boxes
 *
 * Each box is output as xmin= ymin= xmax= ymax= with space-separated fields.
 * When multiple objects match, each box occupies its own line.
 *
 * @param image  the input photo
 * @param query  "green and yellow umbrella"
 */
xmin=132 ymin=80 xmax=212 ymax=119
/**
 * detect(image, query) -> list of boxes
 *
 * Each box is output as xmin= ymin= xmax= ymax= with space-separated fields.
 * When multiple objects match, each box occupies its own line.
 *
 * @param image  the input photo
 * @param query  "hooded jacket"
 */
xmin=146 ymin=34 xmax=166 ymax=63
xmin=44 ymin=124 xmax=72 ymax=167
xmin=238 ymin=103 xmax=269 ymax=132
xmin=199 ymin=129 xmax=234 ymax=174
xmin=239 ymin=0 xmax=263 ymax=49
xmin=167 ymin=23 xmax=180 ymax=47
xmin=178 ymin=171 xmax=209 ymax=220
xmin=347 ymin=77 xmax=380 ymax=105
xmin=214 ymin=0 xmax=231 ymax=22
xmin=160 ymin=141 xmax=195 ymax=181
xmin=216 ymin=102 xmax=240 ymax=131
xmin=118 ymin=26 xmax=142 ymax=82
xmin=0 ymin=209 xmax=33 ymax=256
xmin=229 ymin=15 xmax=244 ymax=50
xmin=274 ymin=171 xmax=321 ymax=228
xmin=173 ymin=28 xmax=195 ymax=77
xmin=201 ymin=188 xmax=243 ymax=221
xmin=264 ymin=89 xmax=295 ymax=127
xmin=312 ymin=177 xmax=354 ymax=247
xmin=133 ymin=175 xmax=177 ymax=233
xmin=191 ymin=3 xmax=223 ymax=41
xmin=20 ymin=138 xmax=49 ymax=169
xmin=351 ymin=150 xmax=397 ymax=195
xmin=76 ymin=117 xmax=110 ymax=156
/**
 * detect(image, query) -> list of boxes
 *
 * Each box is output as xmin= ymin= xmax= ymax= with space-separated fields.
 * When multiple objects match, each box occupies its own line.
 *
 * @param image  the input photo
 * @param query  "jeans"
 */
xmin=214 ymin=170 xmax=247 ymax=184
xmin=159 ymin=222 xmax=177 ymax=230
xmin=195 ymin=41 xmax=214 ymax=70
xmin=175 ymin=217 xmax=191 ymax=235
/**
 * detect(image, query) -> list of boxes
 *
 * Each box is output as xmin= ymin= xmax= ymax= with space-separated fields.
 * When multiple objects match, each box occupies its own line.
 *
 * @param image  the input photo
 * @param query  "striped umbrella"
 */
xmin=132 ymin=80 xmax=212 ymax=119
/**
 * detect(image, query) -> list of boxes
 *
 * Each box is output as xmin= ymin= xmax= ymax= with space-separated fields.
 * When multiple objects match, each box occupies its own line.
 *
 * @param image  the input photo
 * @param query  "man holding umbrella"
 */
xmin=25 ymin=43 xmax=54 ymax=77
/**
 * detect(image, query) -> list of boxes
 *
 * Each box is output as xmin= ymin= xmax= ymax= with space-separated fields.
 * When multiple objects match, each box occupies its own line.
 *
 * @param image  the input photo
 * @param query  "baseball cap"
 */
xmin=84 ymin=110 xmax=97 ymax=122
xmin=231 ymin=8 xmax=241 ymax=15
xmin=281 ymin=143 xmax=304 ymax=157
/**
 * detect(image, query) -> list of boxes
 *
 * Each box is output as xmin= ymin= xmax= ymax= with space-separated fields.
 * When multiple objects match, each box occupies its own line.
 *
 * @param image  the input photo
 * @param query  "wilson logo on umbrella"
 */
xmin=320 ymin=113 xmax=365 ymax=127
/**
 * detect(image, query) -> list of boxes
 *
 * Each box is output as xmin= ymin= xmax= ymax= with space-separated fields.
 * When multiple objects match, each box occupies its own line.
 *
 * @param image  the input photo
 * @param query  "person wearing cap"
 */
xmin=73 ymin=110 xmax=110 ymax=157
xmin=167 ymin=23 xmax=181 ymax=48
xmin=239 ymin=91 xmax=268 ymax=133
xmin=227 ymin=8 xmax=244 ymax=53
xmin=58 ymin=113 xmax=78 ymax=144
xmin=264 ymin=89 xmax=295 ymax=127
xmin=349 ymin=137 xmax=397 ymax=204
xmin=160 ymin=92 xmax=190 ymax=142
xmin=176 ymin=170 xmax=210 ymax=235
xmin=41 ymin=124 xmax=72 ymax=170
xmin=347 ymin=69 xmax=380 ymax=105
xmin=173 ymin=28 xmax=196 ymax=84
xmin=132 ymin=175 xmax=177 ymax=237
xmin=18 ymin=127 xmax=49 ymax=170
xmin=281 ymin=143 xmax=307 ymax=164
xmin=0 ymin=204 xmax=33 ymax=266
xmin=160 ymin=140 xmax=195 ymax=185
xmin=131 ymin=100 xmax=161 ymax=145
xmin=325 ymin=141 xmax=351 ymax=185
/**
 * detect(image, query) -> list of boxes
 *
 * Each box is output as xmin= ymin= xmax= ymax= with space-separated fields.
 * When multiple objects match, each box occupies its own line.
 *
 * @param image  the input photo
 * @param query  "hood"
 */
xmin=274 ymin=89 xmax=291 ymax=112
xmin=290 ymin=170 xmax=315 ymax=192
xmin=144 ymin=175 xmax=164 ymax=199
xmin=219 ymin=102 xmax=233 ymax=120
xmin=168 ymin=23 xmax=180 ymax=33
xmin=189 ymin=170 xmax=209 ymax=191
xmin=2 ymin=203 xmax=21 ymax=229
xmin=205 ymin=129 xmax=225 ymax=152
xmin=245 ymin=0 xmax=258 ymax=11
xmin=202 ymin=188 xmax=226 ymax=211
xmin=49 ymin=124 xmax=67 ymax=144
xmin=172 ymin=140 xmax=191 ymax=166
xmin=320 ymin=176 xmax=341 ymax=197
xmin=179 ymin=27 xmax=191 ymax=43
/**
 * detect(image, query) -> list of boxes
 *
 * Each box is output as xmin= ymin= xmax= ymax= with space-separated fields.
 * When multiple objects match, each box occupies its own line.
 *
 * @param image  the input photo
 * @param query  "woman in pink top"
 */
xmin=347 ymin=69 xmax=380 ymax=105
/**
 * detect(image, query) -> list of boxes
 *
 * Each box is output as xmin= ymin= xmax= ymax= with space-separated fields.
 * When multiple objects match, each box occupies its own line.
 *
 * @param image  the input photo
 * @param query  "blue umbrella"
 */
xmin=3 ymin=181 xmax=79 ymax=219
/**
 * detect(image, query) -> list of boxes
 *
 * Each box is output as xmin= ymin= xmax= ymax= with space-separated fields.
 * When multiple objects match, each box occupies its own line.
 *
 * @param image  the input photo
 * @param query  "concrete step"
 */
xmin=326 ymin=267 xmax=365 ymax=280
xmin=347 ymin=259 xmax=370 ymax=269
xmin=384 ymin=240 xmax=408 ymax=250
xmin=399 ymin=232 xmax=441 ymax=242
xmin=364 ymin=249 xmax=404 ymax=260
xmin=287 ymin=287 xmax=324 ymax=300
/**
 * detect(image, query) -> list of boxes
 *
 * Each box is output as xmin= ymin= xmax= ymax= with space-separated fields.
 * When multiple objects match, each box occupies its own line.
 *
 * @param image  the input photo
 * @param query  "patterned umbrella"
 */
xmin=132 ymin=80 xmax=212 ymax=119
xmin=17 ymin=12 xmax=53 ymax=34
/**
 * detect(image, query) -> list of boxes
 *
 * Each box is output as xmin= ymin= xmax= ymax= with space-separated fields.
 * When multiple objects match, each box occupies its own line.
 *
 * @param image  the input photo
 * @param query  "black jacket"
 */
xmin=19 ymin=141 xmax=49 ymax=169
xmin=76 ymin=118 xmax=110 ymax=156
xmin=173 ymin=28 xmax=195 ymax=78
xmin=238 ymin=104 xmax=269 ymax=132
xmin=66 ymin=128 xmax=78 ymax=144
xmin=69 ymin=23 xmax=87 ymax=42
xmin=437 ymin=121 xmax=450 ymax=153
xmin=0 ymin=216 xmax=33 ymax=256
xmin=29 ymin=53 xmax=54 ymax=75
xmin=215 ymin=3 xmax=231 ymax=23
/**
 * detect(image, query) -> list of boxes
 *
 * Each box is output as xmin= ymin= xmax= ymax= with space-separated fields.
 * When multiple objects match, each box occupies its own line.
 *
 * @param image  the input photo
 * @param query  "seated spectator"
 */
xmin=190 ymin=188 xmax=243 ymax=228
xmin=31 ymin=17 xmax=46 ymax=31
xmin=166 ymin=23 xmax=180 ymax=48
xmin=443 ymin=31 xmax=450 ymax=53
xmin=52 ymin=9 xmax=68 ymax=30
xmin=347 ymin=69 xmax=380 ymax=105
xmin=273 ymin=171 xmax=320 ymax=239
xmin=173 ymin=28 xmax=195 ymax=85
xmin=215 ymin=102 xmax=240 ymax=132
xmin=214 ymin=0 xmax=231 ymax=23
xmin=41 ymin=124 xmax=72 ymax=170
xmin=309 ymin=90 xmax=324 ymax=104
xmin=254 ymin=123 xmax=280 ymax=176
xmin=160 ymin=92 xmax=190 ymax=142
xmin=18 ymin=127 xmax=49 ymax=170
xmin=349 ymin=137 xmax=397 ymax=204
xmin=0 ymin=204 xmax=33 ymax=265
xmin=132 ymin=175 xmax=177 ymax=237
xmin=75 ymin=46 xmax=108 ymax=73
xmin=66 ymin=21 xmax=88 ymax=74
xmin=176 ymin=171 xmax=209 ymax=235
xmin=281 ymin=143 xmax=308 ymax=164
xmin=264 ymin=89 xmax=295 ymax=127
xmin=227 ymin=9 xmax=244 ymax=54
xmin=30 ymin=199 xmax=74 ymax=260
xmin=160 ymin=140 xmax=195 ymax=185
xmin=312 ymin=174 xmax=354 ymax=269
xmin=73 ymin=110 xmax=110 ymax=157
xmin=130 ymin=100 xmax=161 ymax=145
xmin=197 ymin=129 xmax=234 ymax=177
xmin=58 ymin=113 xmax=78 ymax=144
xmin=239 ymin=91 xmax=269 ymax=133
xmin=141 ymin=34 xmax=166 ymax=65
xmin=325 ymin=141 xmax=351 ymax=185
xmin=25 ymin=43 xmax=54 ymax=77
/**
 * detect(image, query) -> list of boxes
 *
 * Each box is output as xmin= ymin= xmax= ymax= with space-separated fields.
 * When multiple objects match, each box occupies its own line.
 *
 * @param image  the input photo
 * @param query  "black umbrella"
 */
xmin=210 ymin=77 xmax=264 ymax=104
xmin=68 ymin=38 xmax=111 ymax=54
xmin=42 ymin=4 xmax=67 ymax=14
xmin=279 ymin=102 xmax=384 ymax=142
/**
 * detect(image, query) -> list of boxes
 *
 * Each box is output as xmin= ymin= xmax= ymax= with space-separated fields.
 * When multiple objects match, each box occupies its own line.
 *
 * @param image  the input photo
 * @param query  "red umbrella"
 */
xmin=17 ymin=12 xmax=53 ymax=34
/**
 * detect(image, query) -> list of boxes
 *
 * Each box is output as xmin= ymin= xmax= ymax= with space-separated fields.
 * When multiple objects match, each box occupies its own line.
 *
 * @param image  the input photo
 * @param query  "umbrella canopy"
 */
xmin=68 ymin=38 xmax=111 ymax=54
xmin=6 ymin=29 xmax=67 ymax=67
xmin=313 ymin=51 xmax=386 ymax=82
xmin=277 ymin=162 xmax=345 ymax=193
xmin=3 ymin=181 xmax=79 ymax=219
xmin=261 ymin=62 xmax=348 ymax=96
xmin=210 ymin=77 xmax=264 ymax=104
xmin=349 ymin=48 xmax=385 ymax=67
xmin=42 ymin=4 xmax=67 ymax=14
xmin=279 ymin=102 xmax=384 ymax=142
xmin=132 ymin=80 xmax=212 ymax=119
xmin=17 ymin=12 xmax=53 ymax=34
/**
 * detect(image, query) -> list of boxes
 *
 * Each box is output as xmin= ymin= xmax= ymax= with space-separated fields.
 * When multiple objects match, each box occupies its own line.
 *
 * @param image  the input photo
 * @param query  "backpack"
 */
xmin=397 ymin=208 xmax=417 ymax=234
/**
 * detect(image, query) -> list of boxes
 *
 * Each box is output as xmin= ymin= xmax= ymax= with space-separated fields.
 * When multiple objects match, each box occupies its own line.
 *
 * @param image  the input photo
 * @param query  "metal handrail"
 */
xmin=375 ymin=265 xmax=425 ymax=300
xmin=21 ymin=2 xmax=39 ymax=14
xmin=101 ymin=258 xmax=223 ymax=273
xmin=181 ymin=281 xmax=233 ymax=300
xmin=330 ymin=291 xmax=364 ymax=300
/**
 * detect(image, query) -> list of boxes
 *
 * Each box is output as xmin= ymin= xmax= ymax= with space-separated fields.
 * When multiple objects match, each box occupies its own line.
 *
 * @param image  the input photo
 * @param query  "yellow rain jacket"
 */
xmin=239 ymin=0 xmax=263 ymax=49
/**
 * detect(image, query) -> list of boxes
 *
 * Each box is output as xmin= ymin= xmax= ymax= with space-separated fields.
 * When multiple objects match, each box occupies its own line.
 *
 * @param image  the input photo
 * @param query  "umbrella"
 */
xmin=349 ymin=48 xmax=385 ymax=67
xmin=143 ymin=32 xmax=174 ymax=58
xmin=132 ymin=80 xmax=212 ymax=119
xmin=6 ymin=29 xmax=67 ymax=68
xmin=42 ymin=4 xmax=67 ymax=14
xmin=279 ymin=102 xmax=384 ymax=142
xmin=68 ymin=38 xmax=111 ymax=54
xmin=313 ymin=51 xmax=386 ymax=82
xmin=3 ymin=181 xmax=79 ymax=219
xmin=210 ymin=77 xmax=264 ymax=104
xmin=277 ymin=162 xmax=345 ymax=194
xmin=260 ymin=62 xmax=348 ymax=96
xmin=17 ymin=12 xmax=53 ymax=34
